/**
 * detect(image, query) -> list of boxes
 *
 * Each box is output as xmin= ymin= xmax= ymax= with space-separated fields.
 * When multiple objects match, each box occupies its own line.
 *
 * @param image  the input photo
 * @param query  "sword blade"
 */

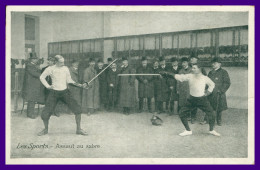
xmin=118 ymin=74 xmax=160 ymax=76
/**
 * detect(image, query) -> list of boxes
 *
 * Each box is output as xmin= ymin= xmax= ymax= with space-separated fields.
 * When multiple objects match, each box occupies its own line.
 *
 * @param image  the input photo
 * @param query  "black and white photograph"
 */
xmin=6 ymin=6 xmax=254 ymax=164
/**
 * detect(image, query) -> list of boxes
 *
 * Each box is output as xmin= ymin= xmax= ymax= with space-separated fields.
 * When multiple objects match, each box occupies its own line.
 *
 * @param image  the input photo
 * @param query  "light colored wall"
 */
xmin=11 ymin=12 xmax=54 ymax=67
xmin=204 ymin=67 xmax=248 ymax=109
xmin=11 ymin=12 xmax=25 ymax=60
xmin=51 ymin=12 xmax=104 ymax=42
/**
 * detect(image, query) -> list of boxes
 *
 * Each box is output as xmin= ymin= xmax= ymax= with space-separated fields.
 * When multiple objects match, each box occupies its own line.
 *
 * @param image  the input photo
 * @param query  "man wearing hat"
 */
xmin=22 ymin=52 xmax=45 ymax=119
xmin=38 ymin=55 xmax=87 ymax=136
xmin=82 ymin=58 xmax=100 ymax=115
xmin=69 ymin=59 xmax=81 ymax=108
xmin=97 ymin=59 xmax=108 ymax=110
xmin=156 ymin=56 xmax=169 ymax=113
xmin=107 ymin=62 xmax=120 ymax=111
xmin=167 ymin=57 xmax=181 ymax=115
xmin=153 ymin=59 xmax=160 ymax=112
xmin=177 ymin=57 xmax=197 ymax=123
xmin=136 ymin=56 xmax=154 ymax=113
xmin=208 ymin=57 xmax=231 ymax=126
xmin=119 ymin=57 xmax=136 ymax=115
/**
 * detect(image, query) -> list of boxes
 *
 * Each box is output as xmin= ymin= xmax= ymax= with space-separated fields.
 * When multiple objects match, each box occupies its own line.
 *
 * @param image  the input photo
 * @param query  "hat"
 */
xmin=151 ymin=115 xmax=163 ymax=126
xmin=181 ymin=57 xmax=189 ymax=62
xmin=89 ymin=57 xmax=95 ymax=63
xmin=107 ymin=58 xmax=113 ymax=62
xmin=47 ymin=56 xmax=55 ymax=61
xmin=122 ymin=56 xmax=128 ymax=61
xmin=141 ymin=56 xmax=147 ymax=61
xmin=153 ymin=58 xmax=159 ymax=63
xmin=97 ymin=59 xmax=103 ymax=63
xmin=170 ymin=57 xmax=178 ymax=62
xmin=29 ymin=53 xmax=38 ymax=59
xmin=159 ymin=56 xmax=165 ymax=62
xmin=190 ymin=52 xmax=198 ymax=59
xmin=71 ymin=59 xmax=79 ymax=64
xmin=211 ymin=57 xmax=222 ymax=63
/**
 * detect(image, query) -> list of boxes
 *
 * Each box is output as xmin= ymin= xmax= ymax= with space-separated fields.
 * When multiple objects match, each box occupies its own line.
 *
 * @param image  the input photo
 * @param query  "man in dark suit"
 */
xmin=97 ymin=59 xmax=108 ymax=110
xmin=22 ymin=53 xmax=45 ymax=119
xmin=167 ymin=57 xmax=181 ymax=115
xmin=208 ymin=57 xmax=231 ymax=126
xmin=107 ymin=62 xmax=120 ymax=111
xmin=157 ymin=56 xmax=169 ymax=113
xmin=153 ymin=59 xmax=160 ymax=112
xmin=136 ymin=56 xmax=154 ymax=113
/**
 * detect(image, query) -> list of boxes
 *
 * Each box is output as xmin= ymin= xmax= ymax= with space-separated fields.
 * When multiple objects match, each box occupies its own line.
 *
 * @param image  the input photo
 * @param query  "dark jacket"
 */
xmin=69 ymin=67 xmax=81 ymax=106
xmin=208 ymin=67 xmax=231 ymax=112
xmin=97 ymin=67 xmax=108 ymax=105
xmin=177 ymin=66 xmax=192 ymax=107
xmin=107 ymin=68 xmax=120 ymax=105
xmin=136 ymin=65 xmax=154 ymax=98
xmin=167 ymin=66 xmax=181 ymax=101
xmin=119 ymin=65 xmax=136 ymax=107
xmin=22 ymin=62 xmax=45 ymax=104
xmin=154 ymin=65 xmax=169 ymax=102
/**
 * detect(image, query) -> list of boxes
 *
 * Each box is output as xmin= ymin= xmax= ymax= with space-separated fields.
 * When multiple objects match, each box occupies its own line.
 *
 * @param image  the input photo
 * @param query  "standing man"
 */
xmin=97 ymin=59 xmax=108 ymax=110
xmin=157 ymin=56 xmax=169 ymax=114
xmin=82 ymin=58 xmax=100 ymax=115
xmin=69 ymin=59 xmax=81 ymax=107
xmin=177 ymin=57 xmax=197 ymax=123
xmin=153 ymin=59 xmax=160 ymax=112
xmin=22 ymin=53 xmax=45 ymax=119
xmin=161 ymin=63 xmax=220 ymax=136
xmin=136 ymin=56 xmax=154 ymax=113
xmin=208 ymin=57 xmax=231 ymax=126
xmin=190 ymin=54 xmax=207 ymax=75
xmin=38 ymin=55 xmax=87 ymax=136
xmin=119 ymin=57 xmax=136 ymax=115
xmin=41 ymin=56 xmax=60 ymax=117
xmin=167 ymin=57 xmax=180 ymax=115
xmin=107 ymin=62 xmax=120 ymax=111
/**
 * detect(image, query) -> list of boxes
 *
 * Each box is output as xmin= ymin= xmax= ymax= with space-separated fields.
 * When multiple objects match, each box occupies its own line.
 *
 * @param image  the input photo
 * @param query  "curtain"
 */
xmin=162 ymin=35 xmax=172 ymax=49
xmin=155 ymin=36 xmax=160 ymax=50
xmin=173 ymin=35 xmax=178 ymax=48
xmin=145 ymin=36 xmax=155 ymax=50
xmin=130 ymin=37 xmax=139 ymax=50
xmin=197 ymin=33 xmax=211 ymax=47
xmin=219 ymin=31 xmax=233 ymax=46
xmin=117 ymin=39 xmax=125 ymax=51
xmin=95 ymin=40 xmax=102 ymax=52
xmin=71 ymin=41 xmax=79 ymax=53
xmin=179 ymin=34 xmax=190 ymax=48
xmin=240 ymin=29 xmax=248 ymax=45
xmin=82 ymin=41 xmax=91 ymax=52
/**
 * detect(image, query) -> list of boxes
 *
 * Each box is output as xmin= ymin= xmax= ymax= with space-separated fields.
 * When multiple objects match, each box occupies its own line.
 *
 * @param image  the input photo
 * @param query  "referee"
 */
xmin=38 ymin=55 xmax=87 ymax=136
xmin=161 ymin=63 xmax=221 ymax=137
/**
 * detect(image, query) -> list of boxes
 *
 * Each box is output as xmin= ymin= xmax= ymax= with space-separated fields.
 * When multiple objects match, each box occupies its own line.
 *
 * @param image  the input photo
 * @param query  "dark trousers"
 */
xmin=41 ymin=89 xmax=81 ymax=121
xmin=179 ymin=95 xmax=215 ymax=131
xmin=27 ymin=101 xmax=37 ymax=118
xmin=139 ymin=97 xmax=152 ymax=111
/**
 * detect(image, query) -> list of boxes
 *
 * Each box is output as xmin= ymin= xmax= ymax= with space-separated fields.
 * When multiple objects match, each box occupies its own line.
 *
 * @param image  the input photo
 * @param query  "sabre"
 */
xmin=118 ymin=74 xmax=160 ymax=76
xmin=86 ymin=58 xmax=118 ymax=86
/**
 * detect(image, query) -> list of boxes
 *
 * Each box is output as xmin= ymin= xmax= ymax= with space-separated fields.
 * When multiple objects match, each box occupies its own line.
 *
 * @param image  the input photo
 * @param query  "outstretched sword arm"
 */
xmin=85 ymin=58 xmax=118 ymax=86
